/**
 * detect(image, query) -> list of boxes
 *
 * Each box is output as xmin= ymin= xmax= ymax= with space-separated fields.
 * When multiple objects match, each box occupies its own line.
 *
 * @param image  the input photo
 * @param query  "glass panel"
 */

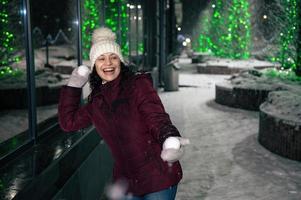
xmin=104 ymin=0 xmax=128 ymax=57
xmin=82 ymin=0 xmax=102 ymax=63
xmin=0 ymin=0 xmax=30 ymax=154
xmin=31 ymin=0 xmax=79 ymax=136
xmin=128 ymin=1 xmax=143 ymax=67
xmin=137 ymin=3 xmax=143 ymax=56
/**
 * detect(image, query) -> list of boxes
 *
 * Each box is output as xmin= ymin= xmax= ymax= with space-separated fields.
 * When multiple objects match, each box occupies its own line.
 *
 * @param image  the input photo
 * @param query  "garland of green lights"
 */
xmin=196 ymin=0 xmax=251 ymax=60
xmin=272 ymin=0 xmax=298 ymax=70
xmin=82 ymin=0 xmax=100 ymax=60
xmin=209 ymin=0 xmax=227 ymax=57
xmin=226 ymin=0 xmax=250 ymax=59
xmin=0 ymin=0 xmax=21 ymax=78
xmin=196 ymin=9 xmax=212 ymax=53
xmin=0 ymin=0 xmax=12 ymax=68
xmin=121 ymin=1 xmax=130 ymax=55
xmin=105 ymin=0 xmax=129 ymax=55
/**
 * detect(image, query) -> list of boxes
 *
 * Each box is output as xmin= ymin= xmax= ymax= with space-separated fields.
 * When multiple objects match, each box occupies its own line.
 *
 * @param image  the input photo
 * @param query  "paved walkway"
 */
xmin=158 ymin=66 xmax=301 ymax=200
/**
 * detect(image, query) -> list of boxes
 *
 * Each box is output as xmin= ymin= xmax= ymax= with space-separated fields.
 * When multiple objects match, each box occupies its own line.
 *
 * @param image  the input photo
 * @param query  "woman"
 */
xmin=58 ymin=27 xmax=189 ymax=200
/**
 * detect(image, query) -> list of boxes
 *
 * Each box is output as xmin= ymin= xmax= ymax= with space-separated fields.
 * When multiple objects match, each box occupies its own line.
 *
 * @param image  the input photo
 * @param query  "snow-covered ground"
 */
xmin=158 ymin=69 xmax=301 ymax=200
xmin=1 ymin=48 xmax=301 ymax=199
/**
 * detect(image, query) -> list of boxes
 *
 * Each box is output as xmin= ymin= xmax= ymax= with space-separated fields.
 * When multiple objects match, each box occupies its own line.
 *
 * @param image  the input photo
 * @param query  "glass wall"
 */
xmin=31 ymin=0 xmax=79 ymax=132
xmin=128 ymin=1 xmax=144 ymax=67
xmin=104 ymin=0 xmax=129 ymax=58
xmin=0 ymin=0 xmax=144 ymax=158
xmin=0 ymin=0 xmax=82 ymax=157
xmin=0 ymin=0 xmax=29 ymax=155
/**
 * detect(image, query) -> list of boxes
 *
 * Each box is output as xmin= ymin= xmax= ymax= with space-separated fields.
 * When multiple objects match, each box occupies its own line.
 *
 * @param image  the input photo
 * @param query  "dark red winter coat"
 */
xmin=58 ymin=72 xmax=182 ymax=196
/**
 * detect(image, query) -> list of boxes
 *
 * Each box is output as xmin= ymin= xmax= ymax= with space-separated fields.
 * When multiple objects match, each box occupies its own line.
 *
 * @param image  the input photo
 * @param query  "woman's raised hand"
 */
xmin=67 ymin=65 xmax=90 ymax=88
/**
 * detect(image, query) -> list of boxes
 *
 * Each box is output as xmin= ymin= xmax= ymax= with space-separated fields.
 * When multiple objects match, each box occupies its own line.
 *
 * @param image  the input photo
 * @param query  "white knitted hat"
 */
xmin=89 ymin=27 xmax=124 ymax=69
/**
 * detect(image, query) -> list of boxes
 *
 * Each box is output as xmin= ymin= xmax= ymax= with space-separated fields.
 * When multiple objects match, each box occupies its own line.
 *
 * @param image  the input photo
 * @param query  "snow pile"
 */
xmin=261 ymin=90 xmax=301 ymax=123
xmin=228 ymin=69 xmax=301 ymax=91
xmin=201 ymin=57 xmax=280 ymax=69
xmin=218 ymin=68 xmax=301 ymax=122
xmin=0 ymin=70 xmax=67 ymax=89
xmin=11 ymin=45 xmax=76 ymax=70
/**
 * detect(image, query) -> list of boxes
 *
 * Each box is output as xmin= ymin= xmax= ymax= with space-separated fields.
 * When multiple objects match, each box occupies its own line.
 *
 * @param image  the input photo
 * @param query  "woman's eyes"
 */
xmin=97 ymin=56 xmax=118 ymax=61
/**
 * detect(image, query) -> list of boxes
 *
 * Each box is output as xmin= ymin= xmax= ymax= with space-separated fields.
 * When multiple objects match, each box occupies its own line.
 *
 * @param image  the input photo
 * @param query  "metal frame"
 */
xmin=76 ymin=0 xmax=83 ymax=66
xmin=0 ymin=0 xmax=38 ymax=164
xmin=159 ymin=0 xmax=166 ymax=84
xmin=23 ymin=0 xmax=37 ymax=144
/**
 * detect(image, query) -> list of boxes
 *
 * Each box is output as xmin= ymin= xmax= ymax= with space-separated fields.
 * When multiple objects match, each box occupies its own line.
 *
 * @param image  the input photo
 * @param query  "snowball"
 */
xmin=163 ymin=137 xmax=181 ymax=150
xmin=78 ymin=65 xmax=89 ymax=76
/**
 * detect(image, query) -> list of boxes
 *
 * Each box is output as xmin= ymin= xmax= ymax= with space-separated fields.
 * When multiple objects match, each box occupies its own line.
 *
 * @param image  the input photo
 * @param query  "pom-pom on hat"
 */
xmin=89 ymin=27 xmax=124 ymax=69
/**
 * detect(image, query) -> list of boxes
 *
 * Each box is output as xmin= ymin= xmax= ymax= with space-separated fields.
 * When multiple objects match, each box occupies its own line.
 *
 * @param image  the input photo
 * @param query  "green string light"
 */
xmin=0 ymin=66 xmax=22 ymax=79
xmin=226 ymin=0 xmax=251 ymax=59
xmin=271 ymin=0 xmax=298 ymax=70
xmin=196 ymin=0 xmax=251 ymax=60
xmin=82 ymin=0 xmax=101 ymax=60
xmin=196 ymin=9 xmax=212 ymax=53
xmin=0 ymin=0 xmax=20 ymax=77
xmin=82 ymin=0 xmax=129 ymax=60
xmin=210 ymin=0 xmax=228 ymax=57
xmin=105 ymin=0 xmax=129 ymax=55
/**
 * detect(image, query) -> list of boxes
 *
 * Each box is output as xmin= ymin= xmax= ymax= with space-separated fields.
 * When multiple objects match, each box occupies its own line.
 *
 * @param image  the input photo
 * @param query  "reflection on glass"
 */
xmin=82 ymin=0 xmax=101 ymax=61
xmin=127 ymin=2 xmax=143 ymax=67
xmin=30 ymin=0 xmax=79 ymax=138
xmin=0 ymin=0 xmax=29 ymax=148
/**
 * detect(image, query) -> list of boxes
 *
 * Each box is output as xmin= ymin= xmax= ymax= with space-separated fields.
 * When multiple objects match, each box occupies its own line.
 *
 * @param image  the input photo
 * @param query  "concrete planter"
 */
xmin=259 ymin=105 xmax=301 ymax=161
xmin=215 ymin=82 xmax=271 ymax=111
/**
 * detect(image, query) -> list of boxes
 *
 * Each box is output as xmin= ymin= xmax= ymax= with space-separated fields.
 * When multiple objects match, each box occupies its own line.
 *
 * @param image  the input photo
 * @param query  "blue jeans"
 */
xmin=124 ymin=185 xmax=178 ymax=200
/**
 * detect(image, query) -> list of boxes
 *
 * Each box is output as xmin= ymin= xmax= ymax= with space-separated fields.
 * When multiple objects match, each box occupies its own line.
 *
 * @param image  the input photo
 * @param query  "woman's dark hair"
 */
xmin=89 ymin=62 xmax=134 ymax=91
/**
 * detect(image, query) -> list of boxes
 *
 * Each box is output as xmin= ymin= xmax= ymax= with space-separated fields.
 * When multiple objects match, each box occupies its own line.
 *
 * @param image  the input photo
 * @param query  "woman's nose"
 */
xmin=104 ymin=57 xmax=112 ymax=65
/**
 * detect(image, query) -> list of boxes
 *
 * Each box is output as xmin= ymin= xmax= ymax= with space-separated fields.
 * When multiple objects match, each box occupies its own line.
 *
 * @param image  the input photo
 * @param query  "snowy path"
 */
xmin=159 ymin=72 xmax=301 ymax=200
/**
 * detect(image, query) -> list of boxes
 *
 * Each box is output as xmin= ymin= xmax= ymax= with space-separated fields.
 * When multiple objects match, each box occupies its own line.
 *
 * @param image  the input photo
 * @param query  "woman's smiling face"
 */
xmin=95 ymin=53 xmax=121 ymax=84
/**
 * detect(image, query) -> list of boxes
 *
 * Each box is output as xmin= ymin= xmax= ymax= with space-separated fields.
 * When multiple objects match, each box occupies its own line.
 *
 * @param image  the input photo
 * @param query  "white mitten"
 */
xmin=67 ymin=65 xmax=90 ymax=88
xmin=105 ymin=179 xmax=128 ymax=200
xmin=160 ymin=137 xmax=190 ymax=163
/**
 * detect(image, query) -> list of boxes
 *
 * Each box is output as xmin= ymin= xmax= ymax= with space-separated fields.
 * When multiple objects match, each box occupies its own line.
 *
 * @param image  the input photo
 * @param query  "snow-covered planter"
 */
xmin=197 ymin=58 xmax=278 ymax=75
xmin=215 ymin=69 xmax=287 ymax=110
xmin=215 ymin=81 xmax=271 ymax=110
xmin=197 ymin=63 xmax=241 ymax=74
xmin=259 ymin=90 xmax=301 ymax=161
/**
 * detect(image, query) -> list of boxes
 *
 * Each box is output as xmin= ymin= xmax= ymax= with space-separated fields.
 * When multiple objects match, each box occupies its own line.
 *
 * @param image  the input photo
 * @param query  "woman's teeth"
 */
xmin=103 ymin=68 xmax=114 ymax=72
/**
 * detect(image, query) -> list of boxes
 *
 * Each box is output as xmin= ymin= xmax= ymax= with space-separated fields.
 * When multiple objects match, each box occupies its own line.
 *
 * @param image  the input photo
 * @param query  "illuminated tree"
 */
xmin=209 ymin=0 xmax=228 ymax=57
xmin=226 ymin=0 xmax=251 ymax=59
xmin=196 ymin=9 xmax=212 ymax=53
xmin=105 ymin=0 xmax=128 ymax=55
xmin=251 ymin=0 xmax=300 ymax=73
xmin=82 ymin=0 xmax=101 ymax=60
xmin=196 ymin=0 xmax=251 ymax=59
xmin=0 ymin=0 xmax=18 ymax=67
xmin=0 ymin=0 xmax=21 ymax=78
xmin=81 ymin=0 xmax=129 ymax=60
xmin=277 ymin=0 xmax=298 ymax=69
